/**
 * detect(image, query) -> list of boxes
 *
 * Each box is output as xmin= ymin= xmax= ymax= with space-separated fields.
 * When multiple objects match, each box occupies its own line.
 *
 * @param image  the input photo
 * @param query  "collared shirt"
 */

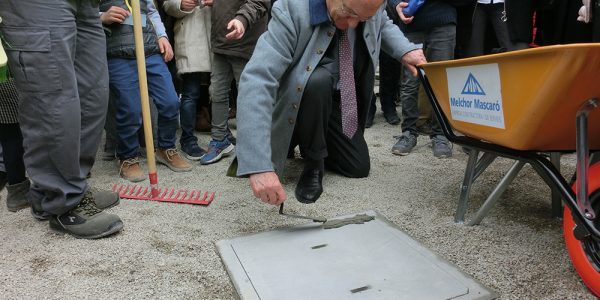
xmin=309 ymin=0 xmax=357 ymax=60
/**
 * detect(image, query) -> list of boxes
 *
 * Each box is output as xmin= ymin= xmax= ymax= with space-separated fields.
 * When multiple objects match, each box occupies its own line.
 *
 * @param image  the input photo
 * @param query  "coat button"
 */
xmin=296 ymin=86 xmax=302 ymax=92
xmin=288 ymin=118 xmax=295 ymax=124
xmin=293 ymin=103 xmax=299 ymax=109
xmin=306 ymin=66 xmax=312 ymax=72
xmin=327 ymin=31 xmax=334 ymax=37
xmin=316 ymin=49 xmax=324 ymax=54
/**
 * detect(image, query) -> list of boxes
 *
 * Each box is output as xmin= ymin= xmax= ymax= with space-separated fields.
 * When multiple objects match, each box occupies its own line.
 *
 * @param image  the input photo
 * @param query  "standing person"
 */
xmin=100 ymin=0 xmax=193 ymax=182
xmin=233 ymin=0 xmax=425 ymax=205
xmin=0 ymin=0 xmax=123 ymax=239
xmin=390 ymin=0 xmax=456 ymax=158
xmin=163 ymin=0 xmax=213 ymax=161
xmin=199 ymin=0 xmax=270 ymax=165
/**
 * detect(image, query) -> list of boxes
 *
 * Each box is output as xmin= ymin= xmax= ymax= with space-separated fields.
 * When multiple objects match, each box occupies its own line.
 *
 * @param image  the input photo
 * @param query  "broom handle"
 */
xmin=131 ymin=0 xmax=159 ymax=191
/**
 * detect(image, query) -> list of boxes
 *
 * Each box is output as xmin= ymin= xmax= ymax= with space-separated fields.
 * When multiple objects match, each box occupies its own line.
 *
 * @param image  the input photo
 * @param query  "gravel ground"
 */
xmin=0 ymin=114 xmax=595 ymax=299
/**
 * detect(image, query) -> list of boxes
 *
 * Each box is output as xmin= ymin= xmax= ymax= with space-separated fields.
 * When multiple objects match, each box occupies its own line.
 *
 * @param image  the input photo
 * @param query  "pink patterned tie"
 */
xmin=338 ymin=30 xmax=358 ymax=139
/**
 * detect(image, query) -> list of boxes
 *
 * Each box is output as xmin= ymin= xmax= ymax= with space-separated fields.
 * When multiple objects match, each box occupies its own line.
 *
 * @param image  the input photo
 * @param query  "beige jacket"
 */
xmin=163 ymin=0 xmax=212 ymax=74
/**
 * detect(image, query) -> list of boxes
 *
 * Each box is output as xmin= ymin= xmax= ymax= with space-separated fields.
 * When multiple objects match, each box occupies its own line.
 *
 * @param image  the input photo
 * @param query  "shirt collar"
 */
xmin=309 ymin=0 xmax=331 ymax=26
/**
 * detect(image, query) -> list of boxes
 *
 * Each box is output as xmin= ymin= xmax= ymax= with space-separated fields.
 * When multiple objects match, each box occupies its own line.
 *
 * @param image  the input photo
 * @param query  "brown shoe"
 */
xmin=156 ymin=148 xmax=192 ymax=172
xmin=119 ymin=157 xmax=146 ymax=182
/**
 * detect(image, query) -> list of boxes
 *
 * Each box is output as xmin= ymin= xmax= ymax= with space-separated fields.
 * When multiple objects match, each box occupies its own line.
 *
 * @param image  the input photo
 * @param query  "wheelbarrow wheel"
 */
xmin=563 ymin=163 xmax=600 ymax=296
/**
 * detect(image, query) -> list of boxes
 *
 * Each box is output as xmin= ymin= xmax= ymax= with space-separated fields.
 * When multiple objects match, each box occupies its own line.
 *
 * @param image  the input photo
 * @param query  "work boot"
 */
xmin=156 ymin=148 xmax=192 ymax=172
xmin=49 ymin=194 xmax=123 ymax=239
xmin=87 ymin=189 xmax=120 ymax=210
xmin=119 ymin=157 xmax=146 ymax=182
xmin=31 ymin=189 xmax=120 ymax=220
xmin=6 ymin=180 xmax=30 ymax=212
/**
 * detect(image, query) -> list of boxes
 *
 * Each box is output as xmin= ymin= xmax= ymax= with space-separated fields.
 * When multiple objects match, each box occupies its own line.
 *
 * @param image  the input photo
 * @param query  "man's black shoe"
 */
xmin=295 ymin=168 xmax=323 ymax=204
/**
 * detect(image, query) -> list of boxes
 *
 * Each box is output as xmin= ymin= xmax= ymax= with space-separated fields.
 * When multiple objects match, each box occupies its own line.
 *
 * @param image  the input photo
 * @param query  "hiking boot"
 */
xmin=391 ymin=132 xmax=417 ymax=156
xmin=156 ymin=148 xmax=193 ymax=172
xmin=200 ymin=138 xmax=235 ymax=165
xmin=181 ymin=143 xmax=206 ymax=161
xmin=119 ymin=157 xmax=146 ymax=182
xmin=6 ymin=180 xmax=30 ymax=212
xmin=431 ymin=135 xmax=453 ymax=158
xmin=49 ymin=194 xmax=123 ymax=239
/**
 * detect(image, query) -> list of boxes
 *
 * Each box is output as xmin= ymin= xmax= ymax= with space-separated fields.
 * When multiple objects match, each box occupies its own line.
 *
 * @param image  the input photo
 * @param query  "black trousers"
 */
xmin=292 ymin=66 xmax=370 ymax=178
xmin=0 ymin=123 xmax=26 ymax=184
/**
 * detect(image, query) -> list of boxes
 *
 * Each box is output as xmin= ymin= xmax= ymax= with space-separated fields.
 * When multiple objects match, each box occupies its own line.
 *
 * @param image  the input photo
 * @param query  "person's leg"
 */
xmin=102 ymin=89 xmax=118 ymax=161
xmin=378 ymin=51 xmax=401 ymax=124
xmin=424 ymin=24 xmax=456 ymax=158
xmin=0 ymin=123 xmax=29 ymax=212
xmin=293 ymin=66 xmax=334 ymax=203
xmin=324 ymin=92 xmax=370 ymax=178
xmin=179 ymin=72 xmax=205 ymax=160
xmin=201 ymin=53 xmax=236 ymax=165
xmin=488 ymin=3 xmax=528 ymax=51
xmin=145 ymin=54 xmax=191 ymax=172
xmin=109 ymin=58 xmax=143 ymax=161
xmin=464 ymin=4 xmax=488 ymax=57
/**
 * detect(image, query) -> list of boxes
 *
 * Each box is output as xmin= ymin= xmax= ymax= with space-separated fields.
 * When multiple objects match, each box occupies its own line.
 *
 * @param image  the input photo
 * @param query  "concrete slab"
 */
xmin=217 ymin=210 xmax=497 ymax=300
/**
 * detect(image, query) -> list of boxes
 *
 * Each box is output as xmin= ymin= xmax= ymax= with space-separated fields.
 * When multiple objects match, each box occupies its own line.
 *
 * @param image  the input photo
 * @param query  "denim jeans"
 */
xmin=179 ymin=72 xmax=208 ymax=146
xmin=210 ymin=53 xmax=247 ymax=140
xmin=108 ymin=54 xmax=180 ymax=159
xmin=400 ymin=24 xmax=456 ymax=136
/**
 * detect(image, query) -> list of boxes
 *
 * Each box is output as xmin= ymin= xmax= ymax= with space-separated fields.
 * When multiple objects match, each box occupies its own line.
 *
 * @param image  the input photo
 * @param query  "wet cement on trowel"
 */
xmin=322 ymin=213 xmax=375 ymax=229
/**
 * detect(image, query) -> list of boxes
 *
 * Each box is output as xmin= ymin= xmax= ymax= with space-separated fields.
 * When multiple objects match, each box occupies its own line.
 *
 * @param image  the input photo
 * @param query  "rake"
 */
xmin=112 ymin=184 xmax=215 ymax=205
xmin=111 ymin=0 xmax=213 ymax=205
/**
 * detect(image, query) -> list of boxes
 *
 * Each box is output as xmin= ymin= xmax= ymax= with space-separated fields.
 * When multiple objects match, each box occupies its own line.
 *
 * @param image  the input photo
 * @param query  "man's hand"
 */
xmin=158 ymin=37 xmax=174 ymax=62
xmin=249 ymin=172 xmax=287 ymax=205
xmin=401 ymin=49 xmax=427 ymax=77
xmin=180 ymin=0 xmax=199 ymax=11
xmin=225 ymin=19 xmax=245 ymax=40
xmin=396 ymin=2 xmax=414 ymax=24
xmin=100 ymin=6 xmax=130 ymax=25
xmin=201 ymin=0 xmax=214 ymax=7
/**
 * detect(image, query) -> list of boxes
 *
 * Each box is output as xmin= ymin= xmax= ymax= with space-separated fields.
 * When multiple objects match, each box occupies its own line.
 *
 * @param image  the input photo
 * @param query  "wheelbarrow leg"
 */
xmin=455 ymin=149 xmax=480 ymax=223
xmin=467 ymin=160 xmax=526 ymax=225
xmin=473 ymin=152 xmax=497 ymax=181
xmin=549 ymin=153 xmax=563 ymax=218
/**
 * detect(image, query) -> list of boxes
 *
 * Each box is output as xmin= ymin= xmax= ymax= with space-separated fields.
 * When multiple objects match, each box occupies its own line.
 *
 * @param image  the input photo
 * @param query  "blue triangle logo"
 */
xmin=461 ymin=73 xmax=486 ymax=95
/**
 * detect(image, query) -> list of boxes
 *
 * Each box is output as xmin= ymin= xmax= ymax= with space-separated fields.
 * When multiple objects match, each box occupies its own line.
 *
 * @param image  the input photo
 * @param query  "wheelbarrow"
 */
xmin=418 ymin=43 xmax=600 ymax=296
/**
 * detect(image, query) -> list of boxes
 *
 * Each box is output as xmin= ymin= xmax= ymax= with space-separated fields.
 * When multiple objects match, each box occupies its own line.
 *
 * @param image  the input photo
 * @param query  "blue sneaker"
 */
xmin=181 ymin=143 xmax=206 ymax=161
xmin=200 ymin=138 xmax=235 ymax=165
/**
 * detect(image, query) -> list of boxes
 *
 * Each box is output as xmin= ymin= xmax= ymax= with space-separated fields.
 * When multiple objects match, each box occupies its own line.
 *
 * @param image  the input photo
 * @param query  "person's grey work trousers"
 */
xmin=0 ymin=0 xmax=109 ymax=215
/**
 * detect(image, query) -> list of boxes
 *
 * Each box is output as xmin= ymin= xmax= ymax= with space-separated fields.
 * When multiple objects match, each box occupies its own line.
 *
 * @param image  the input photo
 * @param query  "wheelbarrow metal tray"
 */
xmin=422 ymin=44 xmax=600 ymax=151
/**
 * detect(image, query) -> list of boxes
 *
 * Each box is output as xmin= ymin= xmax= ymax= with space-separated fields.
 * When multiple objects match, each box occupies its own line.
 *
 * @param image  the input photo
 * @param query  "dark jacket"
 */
xmin=210 ymin=0 xmax=270 ymax=60
xmin=100 ymin=0 xmax=160 ymax=58
xmin=389 ymin=0 xmax=458 ymax=33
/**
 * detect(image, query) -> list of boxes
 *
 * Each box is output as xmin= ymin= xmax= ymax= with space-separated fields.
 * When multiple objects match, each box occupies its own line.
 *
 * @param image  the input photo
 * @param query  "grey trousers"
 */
xmin=0 ymin=0 xmax=109 ymax=215
xmin=210 ymin=53 xmax=247 ymax=141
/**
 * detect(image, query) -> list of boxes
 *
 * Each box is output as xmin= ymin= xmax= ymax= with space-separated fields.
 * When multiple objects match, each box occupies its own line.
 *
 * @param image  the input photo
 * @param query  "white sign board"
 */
xmin=446 ymin=63 xmax=505 ymax=129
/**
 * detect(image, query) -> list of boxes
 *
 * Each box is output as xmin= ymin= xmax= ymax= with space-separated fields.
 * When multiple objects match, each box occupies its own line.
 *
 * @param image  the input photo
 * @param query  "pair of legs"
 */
xmin=201 ymin=53 xmax=244 ymax=164
xmin=0 ymin=0 xmax=108 ymax=215
xmin=108 ymin=55 xmax=180 ymax=160
xmin=465 ymin=3 xmax=529 ymax=57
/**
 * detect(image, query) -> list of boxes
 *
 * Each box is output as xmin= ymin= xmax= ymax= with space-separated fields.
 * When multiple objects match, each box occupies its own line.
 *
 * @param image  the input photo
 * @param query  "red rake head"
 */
xmin=112 ymin=183 xmax=215 ymax=205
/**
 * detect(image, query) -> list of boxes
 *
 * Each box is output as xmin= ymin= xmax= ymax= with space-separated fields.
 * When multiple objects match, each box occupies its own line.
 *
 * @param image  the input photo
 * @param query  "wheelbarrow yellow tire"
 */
xmin=563 ymin=163 xmax=600 ymax=297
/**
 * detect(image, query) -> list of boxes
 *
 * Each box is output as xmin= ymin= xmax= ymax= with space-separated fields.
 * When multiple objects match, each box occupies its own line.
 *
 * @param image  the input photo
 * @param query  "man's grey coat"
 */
xmin=234 ymin=0 xmax=419 ymax=177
